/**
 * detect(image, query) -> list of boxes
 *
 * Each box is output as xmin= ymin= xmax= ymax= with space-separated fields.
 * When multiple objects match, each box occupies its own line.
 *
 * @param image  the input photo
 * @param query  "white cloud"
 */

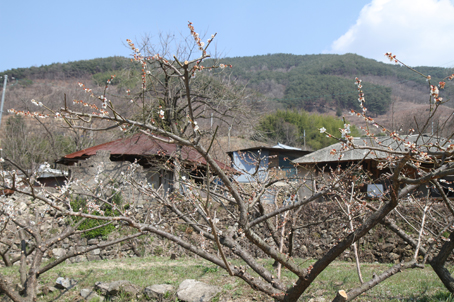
xmin=328 ymin=0 xmax=454 ymax=67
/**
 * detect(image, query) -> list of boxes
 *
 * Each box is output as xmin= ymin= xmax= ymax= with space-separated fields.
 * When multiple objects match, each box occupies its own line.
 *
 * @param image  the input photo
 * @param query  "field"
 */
xmin=1 ymin=256 xmax=452 ymax=301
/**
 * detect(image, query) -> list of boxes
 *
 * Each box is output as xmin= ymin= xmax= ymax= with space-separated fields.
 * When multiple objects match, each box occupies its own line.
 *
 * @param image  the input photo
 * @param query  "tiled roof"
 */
xmin=59 ymin=133 xmax=232 ymax=171
xmin=293 ymin=134 xmax=449 ymax=164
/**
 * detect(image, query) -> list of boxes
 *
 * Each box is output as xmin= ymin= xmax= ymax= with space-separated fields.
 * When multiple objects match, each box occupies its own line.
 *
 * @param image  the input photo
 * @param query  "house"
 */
xmin=57 ymin=133 xmax=233 ymax=196
xmin=35 ymin=163 xmax=68 ymax=187
xmin=0 ymin=163 xmax=68 ymax=191
xmin=227 ymin=143 xmax=311 ymax=183
xmin=292 ymin=134 xmax=454 ymax=199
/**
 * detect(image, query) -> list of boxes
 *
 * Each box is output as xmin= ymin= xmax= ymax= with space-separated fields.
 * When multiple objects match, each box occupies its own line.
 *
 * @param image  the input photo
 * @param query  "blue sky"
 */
xmin=2 ymin=0 xmax=454 ymax=72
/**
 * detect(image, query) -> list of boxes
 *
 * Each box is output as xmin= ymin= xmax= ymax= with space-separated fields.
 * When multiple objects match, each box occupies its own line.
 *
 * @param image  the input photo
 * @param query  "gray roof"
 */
xmin=228 ymin=143 xmax=307 ymax=154
xmin=271 ymin=143 xmax=303 ymax=151
xmin=37 ymin=163 xmax=68 ymax=178
xmin=293 ymin=134 xmax=449 ymax=164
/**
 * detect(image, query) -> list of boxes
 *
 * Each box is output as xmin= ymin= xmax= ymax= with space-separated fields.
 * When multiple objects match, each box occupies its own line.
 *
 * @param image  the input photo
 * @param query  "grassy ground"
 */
xmin=1 ymin=256 xmax=452 ymax=301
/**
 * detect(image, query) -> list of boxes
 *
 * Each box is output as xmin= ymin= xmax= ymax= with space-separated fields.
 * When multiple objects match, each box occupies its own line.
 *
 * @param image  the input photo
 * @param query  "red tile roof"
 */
xmin=59 ymin=133 xmax=232 ymax=171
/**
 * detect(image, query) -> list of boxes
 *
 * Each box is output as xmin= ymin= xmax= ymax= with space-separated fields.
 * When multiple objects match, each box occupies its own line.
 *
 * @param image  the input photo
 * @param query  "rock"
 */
xmin=87 ymin=255 xmax=102 ymax=261
xmin=73 ymin=255 xmax=87 ymax=263
xmin=388 ymin=252 xmax=400 ymax=261
xmin=39 ymin=285 xmax=57 ymax=295
xmin=55 ymin=277 xmax=76 ymax=289
xmin=386 ymin=237 xmax=397 ymax=244
xmin=94 ymin=282 xmax=110 ymax=296
xmin=96 ymin=280 xmax=140 ymax=297
xmin=308 ymin=298 xmax=326 ymax=302
xmin=381 ymin=243 xmax=395 ymax=253
xmin=52 ymin=248 xmax=66 ymax=259
xmin=17 ymin=202 xmax=28 ymax=214
xmin=81 ymin=288 xmax=104 ymax=301
xmin=144 ymin=284 xmax=175 ymax=300
xmin=88 ymin=239 xmax=99 ymax=245
xmin=80 ymin=288 xmax=93 ymax=298
xmin=177 ymin=279 xmax=220 ymax=302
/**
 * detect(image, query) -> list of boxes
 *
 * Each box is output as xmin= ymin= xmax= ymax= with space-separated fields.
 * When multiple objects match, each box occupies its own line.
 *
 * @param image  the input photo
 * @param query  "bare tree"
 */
xmin=0 ymin=159 xmax=144 ymax=302
xmin=3 ymin=27 xmax=454 ymax=302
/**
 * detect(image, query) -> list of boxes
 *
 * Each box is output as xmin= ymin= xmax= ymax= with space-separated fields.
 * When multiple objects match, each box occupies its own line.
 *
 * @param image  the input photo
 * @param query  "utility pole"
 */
xmin=228 ymin=124 xmax=232 ymax=151
xmin=0 ymin=75 xmax=7 ymax=128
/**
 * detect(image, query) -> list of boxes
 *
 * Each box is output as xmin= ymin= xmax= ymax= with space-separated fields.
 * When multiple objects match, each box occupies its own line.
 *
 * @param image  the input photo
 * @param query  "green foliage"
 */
xmin=18 ymin=78 xmax=33 ymax=87
xmin=92 ymin=71 xmax=122 ymax=86
xmin=213 ymin=53 xmax=395 ymax=78
xmin=154 ymin=246 xmax=164 ymax=256
xmin=208 ymin=53 xmax=454 ymax=113
xmin=283 ymin=75 xmax=391 ymax=115
xmin=0 ymin=56 xmax=135 ymax=82
xmin=203 ymin=266 xmax=219 ymax=274
xmin=257 ymin=109 xmax=360 ymax=150
xmin=70 ymin=196 xmax=121 ymax=239
xmin=91 ymin=69 xmax=142 ymax=90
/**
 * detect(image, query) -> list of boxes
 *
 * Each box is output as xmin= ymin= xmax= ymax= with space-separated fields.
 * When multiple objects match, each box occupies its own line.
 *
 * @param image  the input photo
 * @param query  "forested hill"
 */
xmin=2 ymin=53 xmax=454 ymax=115
xmin=0 ymin=57 xmax=134 ymax=81
xmin=214 ymin=53 xmax=454 ymax=115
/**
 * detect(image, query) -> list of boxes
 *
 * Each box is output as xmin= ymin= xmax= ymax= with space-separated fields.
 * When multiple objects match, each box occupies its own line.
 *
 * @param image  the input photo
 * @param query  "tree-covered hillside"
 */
xmin=3 ymin=53 xmax=453 ymax=115
xmin=212 ymin=53 xmax=454 ymax=114
xmin=257 ymin=110 xmax=361 ymax=150
xmin=3 ymin=52 xmax=454 ymax=151
xmin=0 ymin=56 xmax=134 ymax=83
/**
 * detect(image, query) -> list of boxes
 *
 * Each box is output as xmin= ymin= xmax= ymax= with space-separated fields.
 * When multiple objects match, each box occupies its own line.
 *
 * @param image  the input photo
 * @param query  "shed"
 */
xmin=58 ymin=133 xmax=233 ymax=193
xmin=227 ymin=143 xmax=311 ymax=183
xmin=292 ymin=134 xmax=454 ymax=199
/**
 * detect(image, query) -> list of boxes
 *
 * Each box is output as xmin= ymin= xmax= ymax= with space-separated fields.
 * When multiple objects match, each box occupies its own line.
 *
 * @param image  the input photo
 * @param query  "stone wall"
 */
xmin=2 ymin=162 xmax=452 ymax=269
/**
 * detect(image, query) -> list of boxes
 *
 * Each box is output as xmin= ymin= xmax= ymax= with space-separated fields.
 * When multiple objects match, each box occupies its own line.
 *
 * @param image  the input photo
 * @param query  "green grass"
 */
xmin=0 ymin=257 xmax=451 ymax=301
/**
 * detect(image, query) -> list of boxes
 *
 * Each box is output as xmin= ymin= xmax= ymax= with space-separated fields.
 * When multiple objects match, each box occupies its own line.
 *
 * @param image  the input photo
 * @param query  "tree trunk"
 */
xmin=430 ymin=231 xmax=454 ymax=292
xmin=332 ymin=290 xmax=348 ymax=302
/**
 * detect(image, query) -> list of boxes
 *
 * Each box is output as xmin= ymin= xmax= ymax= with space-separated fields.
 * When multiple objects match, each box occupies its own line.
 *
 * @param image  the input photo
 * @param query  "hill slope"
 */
xmin=2 ymin=53 xmax=454 ymax=151
xmin=215 ymin=53 xmax=454 ymax=115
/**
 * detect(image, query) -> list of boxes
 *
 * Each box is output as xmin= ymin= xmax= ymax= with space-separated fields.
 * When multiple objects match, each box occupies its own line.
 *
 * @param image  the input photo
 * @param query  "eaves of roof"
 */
xmin=58 ymin=133 xmax=234 ymax=172
xmin=293 ymin=134 xmax=450 ymax=165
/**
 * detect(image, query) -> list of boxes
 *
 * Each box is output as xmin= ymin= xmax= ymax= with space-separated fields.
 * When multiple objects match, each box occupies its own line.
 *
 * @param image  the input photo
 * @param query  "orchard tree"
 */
xmin=0 ymin=162 xmax=145 ymax=302
xmin=2 ymin=22 xmax=454 ymax=302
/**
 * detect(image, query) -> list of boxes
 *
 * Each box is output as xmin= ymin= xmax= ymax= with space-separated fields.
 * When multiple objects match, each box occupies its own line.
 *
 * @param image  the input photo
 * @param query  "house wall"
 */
xmin=231 ymin=150 xmax=269 ymax=183
xmin=66 ymin=150 xmax=175 ymax=205
xmin=231 ymin=149 xmax=303 ymax=183
xmin=36 ymin=177 xmax=67 ymax=188
xmin=295 ymin=166 xmax=318 ymax=200
xmin=296 ymin=161 xmax=435 ymax=201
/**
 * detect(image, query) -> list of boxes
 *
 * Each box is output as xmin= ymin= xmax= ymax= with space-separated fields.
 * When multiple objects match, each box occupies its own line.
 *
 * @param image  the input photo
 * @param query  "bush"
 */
xmin=70 ymin=196 xmax=121 ymax=239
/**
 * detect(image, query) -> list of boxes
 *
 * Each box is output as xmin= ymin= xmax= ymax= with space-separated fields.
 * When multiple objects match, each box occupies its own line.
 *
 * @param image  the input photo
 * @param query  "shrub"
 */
xmin=70 ymin=196 xmax=120 ymax=239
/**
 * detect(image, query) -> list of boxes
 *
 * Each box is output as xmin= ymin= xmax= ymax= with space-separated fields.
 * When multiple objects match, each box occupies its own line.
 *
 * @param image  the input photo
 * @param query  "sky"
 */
xmin=2 ymin=0 xmax=454 ymax=72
